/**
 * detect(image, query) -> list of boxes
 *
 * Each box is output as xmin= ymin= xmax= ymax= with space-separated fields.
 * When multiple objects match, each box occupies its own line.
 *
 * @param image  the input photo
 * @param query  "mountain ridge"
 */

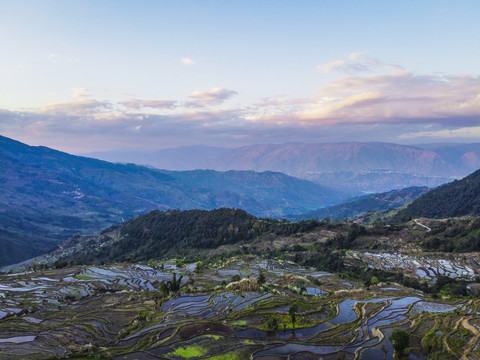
xmin=0 ymin=135 xmax=343 ymax=266
xmin=85 ymin=141 xmax=477 ymax=193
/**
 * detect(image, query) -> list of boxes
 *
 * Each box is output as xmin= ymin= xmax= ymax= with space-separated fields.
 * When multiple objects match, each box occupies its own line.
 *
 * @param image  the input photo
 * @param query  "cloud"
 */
xmin=38 ymin=98 xmax=110 ymax=116
xmin=47 ymin=53 xmax=78 ymax=64
xmin=71 ymin=88 xmax=90 ymax=98
xmin=317 ymin=60 xmax=346 ymax=73
xmin=317 ymin=59 xmax=372 ymax=74
xmin=257 ymin=70 xmax=480 ymax=129
xmin=254 ymin=97 xmax=314 ymax=107
xmin=399 ymin=126 xmax=480 ymax=140
xmin=348 ymin=52 xmax=366 ymax=60
xmin=181 ymin=58 xmax=195 ymax=65
xmin=188 ymin=88 xmax=238 ymax=106
xmin=0 ymin=97 xmax=244 ymax=142
xmin=2 ymin=56 xmax=480 ymax=152
xmin=317 ymin=54 xmax=405 ymax=75
xmin=48 ymin=53 xmax=58 ymax=63
xmin=120 ymin=99 xmax=177 ymax=110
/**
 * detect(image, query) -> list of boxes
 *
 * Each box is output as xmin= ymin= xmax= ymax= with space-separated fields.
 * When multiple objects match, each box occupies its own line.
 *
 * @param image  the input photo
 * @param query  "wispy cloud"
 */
xmin=181 ymin=58 xmax=195 ymax=65
xmin=71 ymin=88 xmax=90 ymax=98
xmin=2 ymin=55 xmax=480 ymax=152
xmin=254 ymin=97 xmax=314 ymax=107
xmin=399 ymin=126 xmax=480 ymax=140
xmin=348 ymin=52 xmax=366 ymax=60
xmin=187 ymin=88 xmax=238 ymax=107
xmin=317 ymin=60 xmax=347 ymax=73
xmin=48 ymin=53 xmax=59 ymax=63
xmin=47 ymin=53 xmax=79 ymax=64
xmin=120 ymin=99 xmax=177 ymax=110
xmin=39 ymin=98 xmax=110 ymax=116
xmin=317 ymin=53 xmax=405 ymax=75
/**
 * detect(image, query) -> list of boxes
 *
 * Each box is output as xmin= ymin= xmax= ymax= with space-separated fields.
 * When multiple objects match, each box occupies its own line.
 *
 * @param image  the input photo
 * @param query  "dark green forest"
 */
xmin=63 ymin=208 xmax=323 ymax=264
xmin=420 ymin=217 xmax=480 ymax=252
xmin=398 ymin=169 xmax=480 ymax=219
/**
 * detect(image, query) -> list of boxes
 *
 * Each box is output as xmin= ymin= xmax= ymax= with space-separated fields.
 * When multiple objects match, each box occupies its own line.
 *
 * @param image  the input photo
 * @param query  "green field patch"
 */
xmin=447 ymin=326 xmax=470 ymax=357
xmin=421 ymin=327 xmax=444 ymax=355
xmin=232 ymin=320 xmax=247 ymax=326
xmin=171 ymin=345 xmax=208 ymax=358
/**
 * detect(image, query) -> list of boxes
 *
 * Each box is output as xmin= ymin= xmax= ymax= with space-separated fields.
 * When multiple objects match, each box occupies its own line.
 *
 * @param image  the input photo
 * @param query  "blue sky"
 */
xmin=1 ymin=0 xmax=479 ymax=153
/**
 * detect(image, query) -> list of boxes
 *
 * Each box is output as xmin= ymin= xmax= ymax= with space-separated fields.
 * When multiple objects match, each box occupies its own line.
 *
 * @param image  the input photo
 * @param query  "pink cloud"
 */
xmin=187 ymin=88 xmax=238 ymax=107
xmin=120 ymin=99 xmax=177 ymax=110
xmin=257 ymin=70 xmax=480 ymax=127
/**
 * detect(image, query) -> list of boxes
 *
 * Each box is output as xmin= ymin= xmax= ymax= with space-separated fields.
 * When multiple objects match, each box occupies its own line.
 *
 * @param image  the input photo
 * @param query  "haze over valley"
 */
xmin=87 ymin=141 xmax=480 ymax=193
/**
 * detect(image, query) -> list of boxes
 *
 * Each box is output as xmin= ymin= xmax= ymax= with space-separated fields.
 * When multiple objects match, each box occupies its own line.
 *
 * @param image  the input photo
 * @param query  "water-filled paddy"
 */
xmin=409 ymin=301 xmax=462 ymax=315
xmin=0 ymin=257 xmax=477 ymax=359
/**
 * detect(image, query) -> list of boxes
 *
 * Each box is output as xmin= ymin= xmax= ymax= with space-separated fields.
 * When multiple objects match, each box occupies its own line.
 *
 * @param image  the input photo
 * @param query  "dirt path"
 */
xmin=414 ymin=219 xmax=431 ymax=232
xmin=460 ymin=317 xmax=480 ymax=360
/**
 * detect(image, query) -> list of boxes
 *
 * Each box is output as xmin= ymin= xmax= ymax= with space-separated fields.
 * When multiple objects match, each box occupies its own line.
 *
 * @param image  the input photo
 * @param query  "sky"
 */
xmin=1 ymin=0 xmax=480 ymax=153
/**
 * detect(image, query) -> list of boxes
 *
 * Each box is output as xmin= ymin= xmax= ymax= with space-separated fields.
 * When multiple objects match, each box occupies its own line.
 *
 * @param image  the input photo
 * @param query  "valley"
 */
xmin=0 ymin=136 xmax=344 ymax=266
xmin=3 ymin=2 xmax=479 ymax=360
xmin=0 ymin=255 xmax=476 ymax=360
xmin=3 ymin=136 xmax=480 ymax=359
xmin=87 ymin=142 xmax=480 ymax=193
xmin=3 ymin=208 xmax=480 ymax=359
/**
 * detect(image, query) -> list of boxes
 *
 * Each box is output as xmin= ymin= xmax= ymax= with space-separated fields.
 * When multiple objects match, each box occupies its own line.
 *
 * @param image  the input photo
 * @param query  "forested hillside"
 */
xmin=292 ymin=187 xmax=429 ymax=221
xmin=0 ymin=135 xmax=343 ymax=266
xmin=397 ymin=169 xmax=480 ymax=219
xmin=60 ymin=208 xmax=322 ymax=265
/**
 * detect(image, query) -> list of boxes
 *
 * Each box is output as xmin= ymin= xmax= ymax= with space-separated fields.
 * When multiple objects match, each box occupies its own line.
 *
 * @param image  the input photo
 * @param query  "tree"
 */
xmin=258 ymin=272 xmax=266 ymax=286
xmin=159 ymin=282 xmax=169 ymax=296
xmin=371 ymin=276 xmax=379 ymax=286
xmin=267 ymin=317 xmax=279 ymax=332
xmin=166 ymin=273 xmax=183 ymax=293
xmin=289 ymin=305 xmax=298 ymax=329
xmin=389 ymin=328 xmax=409 ymax=359
xmin=364 ymin=278 xmax=371 ymax=289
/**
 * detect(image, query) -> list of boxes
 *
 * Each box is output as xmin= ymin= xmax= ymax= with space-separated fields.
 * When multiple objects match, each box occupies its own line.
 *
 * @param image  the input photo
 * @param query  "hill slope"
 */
xmin=397 ymin=169 xmax=480 ymax=219
xmin=0 ymin=135 xmax=343 ymax=266
xmin=19 ymin=208 xmax=324 ymax=267
xmin=292 ymin=186 xmax=429 ymax=221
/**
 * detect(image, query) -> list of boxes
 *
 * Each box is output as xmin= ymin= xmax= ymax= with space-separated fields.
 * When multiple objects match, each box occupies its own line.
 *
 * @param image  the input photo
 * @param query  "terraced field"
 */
xmin=347 ymin=251 xmax=478 ymax=280
xmin=1 ymin=257 xmax=479 ymax=359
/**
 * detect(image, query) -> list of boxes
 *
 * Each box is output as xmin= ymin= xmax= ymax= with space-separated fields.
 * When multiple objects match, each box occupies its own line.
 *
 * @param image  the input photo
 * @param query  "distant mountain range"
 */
xmin=87 ymin=142 xmax=480 ymax=193
xmin=396 ymin=168 xmax=480 ymax=219
xmin=4 ymin=134 xmax=480 ymax=267
xmin=0 ymin=135 xmax=344 ymax=266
